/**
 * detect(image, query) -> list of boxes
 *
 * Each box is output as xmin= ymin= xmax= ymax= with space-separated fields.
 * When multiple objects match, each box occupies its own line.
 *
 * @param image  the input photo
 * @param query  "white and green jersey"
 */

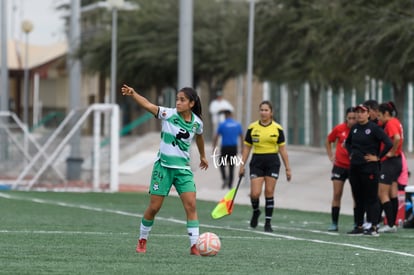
xmin=155 ymin=107 xmax=203 ymax=169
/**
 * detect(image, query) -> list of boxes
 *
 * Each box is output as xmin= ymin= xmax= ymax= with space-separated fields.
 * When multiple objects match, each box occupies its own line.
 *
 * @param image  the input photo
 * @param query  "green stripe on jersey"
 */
xmin=159 ymin=152 xmax=190 ymax=169
xmin=157 ymin=107 xmax=203 ymax=169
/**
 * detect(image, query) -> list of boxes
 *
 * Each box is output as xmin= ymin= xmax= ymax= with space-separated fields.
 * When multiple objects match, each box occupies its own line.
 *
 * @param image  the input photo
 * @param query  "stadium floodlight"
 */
xmin=21 ymin=19 xmax=33 ymax=126
xmin=81 ymin=0 xmax=139 ymax=104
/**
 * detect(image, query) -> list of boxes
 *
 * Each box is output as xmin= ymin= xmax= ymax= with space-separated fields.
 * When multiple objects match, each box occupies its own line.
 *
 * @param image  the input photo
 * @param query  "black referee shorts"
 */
xmin=249 ymin=153 xmax=280 ymax=179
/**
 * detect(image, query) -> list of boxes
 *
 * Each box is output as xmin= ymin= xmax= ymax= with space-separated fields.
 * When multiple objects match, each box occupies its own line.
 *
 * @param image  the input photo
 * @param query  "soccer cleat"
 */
xmin=363 ymin=227 xmax=379 ymax=237
xmin=328 ymin=223 xmax=338 ymax=232
xmin=264 ymin=223 xmax=273 ymax=233
xmin=190 ymin=244 xmax=200 ymax=256
xmin=362 ymin=222 xmax=372 ymax=230
xmin=136 ymin=238 xmax=147 ymax=253
xmin=346 ymin=227 xmax=364 ymax=235
xmin=378 ymin=225 xmax=397 ymax=233
xmin=250 ymin=209 xmax=261 ymax=228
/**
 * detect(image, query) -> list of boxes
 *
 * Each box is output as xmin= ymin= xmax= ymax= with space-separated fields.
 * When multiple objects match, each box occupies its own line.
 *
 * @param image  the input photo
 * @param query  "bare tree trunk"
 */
xmin=310 ymin=84 xmax=321 ymax=147
xmin=392 ymin=81 xmax=407 ymax=120
xmin=292 ymin=89 xmax=300 ymax=144
xmin=391 ymin=81 xmax=410 ymax=151
xmin=99 ymin=73 xmax=106 ymax=103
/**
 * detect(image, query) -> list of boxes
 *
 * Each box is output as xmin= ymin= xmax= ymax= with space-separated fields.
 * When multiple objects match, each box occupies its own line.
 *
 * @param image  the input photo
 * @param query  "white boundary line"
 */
xmin=0 ymin=230 xmax=131 ymax=235
xmin=1 ymin=192 xmax=414 ymax=258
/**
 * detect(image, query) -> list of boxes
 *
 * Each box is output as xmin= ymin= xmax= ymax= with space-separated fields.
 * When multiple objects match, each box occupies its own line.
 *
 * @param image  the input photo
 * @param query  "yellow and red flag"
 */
xmin=211 ymin=177 xmax=243 ymax=219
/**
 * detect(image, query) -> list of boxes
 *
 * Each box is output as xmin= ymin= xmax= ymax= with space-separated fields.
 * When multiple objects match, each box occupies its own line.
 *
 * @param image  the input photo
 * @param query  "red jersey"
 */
xmin=382 ymin=117 xmax=403 ymax=160
xmin=327 ymin=122 xmax=351 ymax=168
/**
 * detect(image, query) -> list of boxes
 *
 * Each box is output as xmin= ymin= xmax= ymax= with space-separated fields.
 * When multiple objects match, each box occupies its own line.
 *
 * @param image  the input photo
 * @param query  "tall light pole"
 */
xmin=245 ymin=0 xmax=255 ymax=129
xmin=22 ymin=20 xmax=33 ymax=125
xmin=107 ymin=0 xmax=138 ymax=104
xmin=0 ymin=0 xmax=8 ymax=113
xmin=80 ymin=0 xmax=138 ymax=104
xmin=108 ymin=0 xmax=123 ymax=104
xmin=66 ymin=0 xmax=82 ymax=181
xmin=178 ymin=0 xmax=193 ymax=89
xmin=1 ymin=0 xmax=9 ymax=162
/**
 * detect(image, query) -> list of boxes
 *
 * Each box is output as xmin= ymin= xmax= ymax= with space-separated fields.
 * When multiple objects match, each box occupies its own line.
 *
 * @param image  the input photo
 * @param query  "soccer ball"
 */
xmin=196 ymin=232 xmax=221 ymax=256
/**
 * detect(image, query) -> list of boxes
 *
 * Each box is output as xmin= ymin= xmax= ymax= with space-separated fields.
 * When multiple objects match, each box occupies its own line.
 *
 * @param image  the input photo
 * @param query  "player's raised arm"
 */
xmin=121 ymin=84 xmax=158 ymax=116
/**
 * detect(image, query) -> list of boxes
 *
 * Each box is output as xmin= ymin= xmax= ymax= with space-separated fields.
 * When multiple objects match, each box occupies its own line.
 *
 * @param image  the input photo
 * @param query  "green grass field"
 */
xmin=1 ymin=191 xmax=414 ymax=275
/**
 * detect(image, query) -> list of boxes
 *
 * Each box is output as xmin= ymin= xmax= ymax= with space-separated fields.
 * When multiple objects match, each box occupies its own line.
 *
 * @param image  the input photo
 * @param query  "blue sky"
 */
xmin=7 ymin=0 xmax=66 ymax=45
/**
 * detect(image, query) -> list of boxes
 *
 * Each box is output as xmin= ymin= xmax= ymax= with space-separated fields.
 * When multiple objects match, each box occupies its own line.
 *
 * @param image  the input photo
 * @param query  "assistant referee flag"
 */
xmin=211 ymin=176 xmax=243 ymax=219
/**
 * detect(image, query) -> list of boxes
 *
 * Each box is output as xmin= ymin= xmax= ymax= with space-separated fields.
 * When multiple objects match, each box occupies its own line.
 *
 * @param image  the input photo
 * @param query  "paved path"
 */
xmin=194 ymin=145 xmax=355 ymax=215
xmin=119 ymin=134 xmax=356 ymax=215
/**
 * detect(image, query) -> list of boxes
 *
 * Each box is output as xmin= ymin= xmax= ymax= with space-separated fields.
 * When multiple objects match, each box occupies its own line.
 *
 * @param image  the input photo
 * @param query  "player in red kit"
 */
xmin=325 ymin=107 xmax=356 ymax=231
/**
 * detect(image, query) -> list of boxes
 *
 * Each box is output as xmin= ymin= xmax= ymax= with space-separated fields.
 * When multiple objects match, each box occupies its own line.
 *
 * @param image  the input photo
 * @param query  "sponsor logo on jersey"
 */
xmin=192 ymin=122 xmax=200 ymax=133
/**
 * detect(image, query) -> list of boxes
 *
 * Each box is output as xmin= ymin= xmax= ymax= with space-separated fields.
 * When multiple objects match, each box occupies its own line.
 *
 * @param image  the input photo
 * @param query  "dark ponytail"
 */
xmin=379 ymin=101 xmax=398 ymax=117
xmin=180 ymin=87 xmax=203 ymax=120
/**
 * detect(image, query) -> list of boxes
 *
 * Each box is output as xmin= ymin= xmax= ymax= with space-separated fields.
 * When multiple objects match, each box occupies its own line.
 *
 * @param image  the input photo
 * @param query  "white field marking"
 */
xmin=0 ymin=231 xmax=277 ymax=241
xmin=0 ymin=192 xmax=12 ymax=199
xmin=0 ymin=230 xmax=130 ymax=235
xmin=254 ymin=222 xmax=339 ymax=236
xmin=1 ymin=193 xmax=414 ymax=258
xmin=150 ymin=234 xmax=279 ymax=240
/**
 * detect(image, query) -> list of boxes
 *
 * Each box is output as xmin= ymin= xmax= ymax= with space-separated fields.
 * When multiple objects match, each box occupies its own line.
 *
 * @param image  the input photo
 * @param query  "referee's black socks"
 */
xmin=265 ymin=197 xmax=274 ymax=223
